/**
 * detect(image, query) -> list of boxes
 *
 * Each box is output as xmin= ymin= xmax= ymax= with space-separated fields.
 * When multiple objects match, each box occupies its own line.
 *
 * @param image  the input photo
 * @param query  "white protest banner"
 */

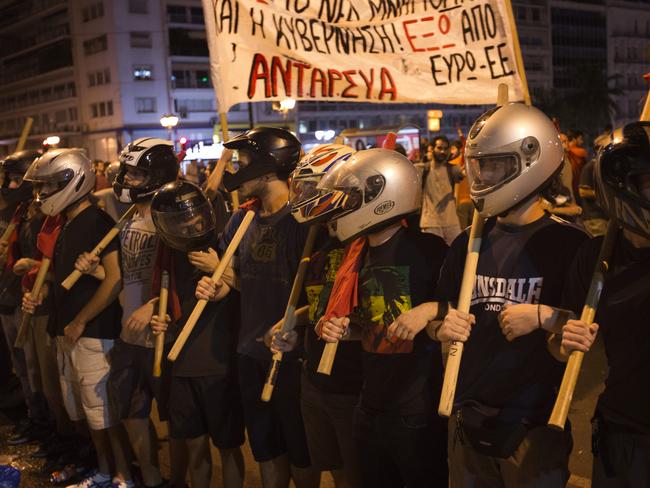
xmin=202 ymin=0 xmax=529 ymax=111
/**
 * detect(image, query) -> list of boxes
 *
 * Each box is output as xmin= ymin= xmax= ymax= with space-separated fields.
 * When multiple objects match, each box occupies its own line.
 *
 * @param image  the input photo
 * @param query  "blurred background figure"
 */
xmin=93 ymin=160 xmax=110 ymax=191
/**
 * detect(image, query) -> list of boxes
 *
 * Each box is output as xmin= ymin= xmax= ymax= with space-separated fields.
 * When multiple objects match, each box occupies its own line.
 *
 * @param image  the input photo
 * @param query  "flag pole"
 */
xmin=503 ymin=0 xmax=531 ymax=106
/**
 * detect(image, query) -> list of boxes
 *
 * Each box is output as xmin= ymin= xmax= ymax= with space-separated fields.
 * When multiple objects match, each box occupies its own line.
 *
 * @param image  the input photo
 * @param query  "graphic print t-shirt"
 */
xmin=356 ymin=227 xmax=448 ymax=416
xmin=303 ymin=236 xmax=363 ymax=396
xmin=220 ymin=206 xmax=309 ymax=359
xmin=563 ymin=235 xmax=650 ymax=434
xmin=119 ymin=212 xmax=159 ymax=347
xmin=436 ymin=213 xmax=587 ymax=423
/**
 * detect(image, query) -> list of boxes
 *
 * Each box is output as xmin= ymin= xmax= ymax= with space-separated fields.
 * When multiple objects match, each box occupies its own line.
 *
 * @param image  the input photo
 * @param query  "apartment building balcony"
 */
xmin=0 ymin=0 xmax=67 ymax=31
xmin=0 ymin=24 xmax=70 ymax=60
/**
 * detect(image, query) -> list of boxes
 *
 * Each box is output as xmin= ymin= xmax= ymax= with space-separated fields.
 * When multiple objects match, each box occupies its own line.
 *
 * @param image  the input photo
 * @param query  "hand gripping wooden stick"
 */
xmin=15 ymin=258 xmax=51 ymax=348
xmin=0 ymin=223 xmax=17 ymax=244
xmin=61 ymin=205 xmax=137 ymax=290
xmin=438 ymin=211 xmax=485 ymax=417
xmin=153 ymin=271 xmax=169 ymax=377
xmin=168 ymin=210 xmax=254 ymax=361
xmin=261 ymin=225 xmax=319 ymax=402
xmin=548 ymin=218 xmax=618 ymax=430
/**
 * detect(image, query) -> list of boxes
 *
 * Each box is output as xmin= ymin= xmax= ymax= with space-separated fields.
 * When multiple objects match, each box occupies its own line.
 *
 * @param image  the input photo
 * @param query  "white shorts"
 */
xmin=56 ymin=337 xmax=117 ymax=430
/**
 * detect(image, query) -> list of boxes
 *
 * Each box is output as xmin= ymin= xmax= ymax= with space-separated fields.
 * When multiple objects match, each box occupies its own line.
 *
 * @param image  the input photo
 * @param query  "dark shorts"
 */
xmin=354 ymin=406 xmax=448 ymax=488
xmin=107 ymin=340 xmax=171 ymax=421
xmin=168 ymin=375 xmax=245 ymax=449
xmin=238 ymin=354 xmax=311 ymax=467
xmin=301 ymin=374 xmax=362 ymax=484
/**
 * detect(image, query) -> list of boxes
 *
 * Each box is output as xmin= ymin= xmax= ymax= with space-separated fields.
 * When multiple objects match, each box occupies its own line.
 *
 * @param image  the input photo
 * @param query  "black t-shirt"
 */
xmin=436 ymin=213 xmax=587 ymax=423
xmin=356 ymin=227 xmax=448 ymax=416
xmin=169 ymin=243 xmax=241 ymax=378
xmin=303 ymin=235 xmax=363 ymax=396
xmin=51 ymin=205 xmax=122 ymax=339
xmin=562 ymin=234 xmax=650 ymax=434
xmin=220 ymin=205 xmax=309 ymax=359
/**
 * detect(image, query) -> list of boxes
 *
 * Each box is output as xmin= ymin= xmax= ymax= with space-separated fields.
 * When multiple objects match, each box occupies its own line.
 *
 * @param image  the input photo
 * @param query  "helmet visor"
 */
xmin=152 ymin=201 xmax=216 ymax=241
xmin=289 ymin=174 xmax=322 ymax=208
xmin=468 ymin=154 xmax=520 ymax=193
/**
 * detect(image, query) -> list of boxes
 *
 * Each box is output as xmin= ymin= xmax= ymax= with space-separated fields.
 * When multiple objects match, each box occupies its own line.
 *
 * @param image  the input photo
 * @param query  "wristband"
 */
xmin=537 ymin=303 xmax=543 ymax=330
xmin=433 ymin=301 xmax=449 ymax=321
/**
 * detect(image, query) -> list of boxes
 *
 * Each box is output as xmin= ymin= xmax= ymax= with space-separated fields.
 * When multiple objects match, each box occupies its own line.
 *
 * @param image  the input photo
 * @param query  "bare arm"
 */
xmin=65 ymin=250 xmax=121 ymax=342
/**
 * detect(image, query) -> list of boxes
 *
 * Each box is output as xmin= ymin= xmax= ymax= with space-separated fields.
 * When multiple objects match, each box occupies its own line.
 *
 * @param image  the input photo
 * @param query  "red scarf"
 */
xmin=315 ymin=236 xmax=367 ymax=336
xmin=22 ymin=215 xmax=65 ymax=289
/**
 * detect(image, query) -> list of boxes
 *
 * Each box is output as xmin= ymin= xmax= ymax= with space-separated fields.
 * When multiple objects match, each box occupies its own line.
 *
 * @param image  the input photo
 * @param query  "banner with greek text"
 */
xmin=202 ymin=0 xmax=526 ymax=111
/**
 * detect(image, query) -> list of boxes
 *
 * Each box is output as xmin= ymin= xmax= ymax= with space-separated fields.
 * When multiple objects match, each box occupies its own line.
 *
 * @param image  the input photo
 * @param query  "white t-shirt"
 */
xmin=119 ymin=211 xmax=159 ymax=347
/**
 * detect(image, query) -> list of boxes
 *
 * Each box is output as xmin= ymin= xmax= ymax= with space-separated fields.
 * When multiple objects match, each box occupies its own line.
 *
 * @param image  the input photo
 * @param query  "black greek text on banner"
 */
xmin=202 ymin=0 xmax=526 ymax=109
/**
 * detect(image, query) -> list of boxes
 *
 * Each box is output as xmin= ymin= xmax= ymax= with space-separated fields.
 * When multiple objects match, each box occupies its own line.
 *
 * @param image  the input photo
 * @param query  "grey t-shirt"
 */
xmin=420 ymin=161 xmax=459 ymax=229
xmin=119 ymin=211 xmax=159 ymax=347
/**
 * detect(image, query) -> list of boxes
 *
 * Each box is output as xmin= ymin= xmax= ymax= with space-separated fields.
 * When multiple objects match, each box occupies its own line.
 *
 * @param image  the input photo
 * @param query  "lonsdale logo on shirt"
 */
xmin=471 ymin=274 xmax=543 ymax=312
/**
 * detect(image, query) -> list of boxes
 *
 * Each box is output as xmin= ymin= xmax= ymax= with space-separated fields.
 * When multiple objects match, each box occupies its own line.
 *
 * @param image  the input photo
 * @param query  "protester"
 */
xmin=150 ymin=180 xmax=245 ymax=488
xmin=316 ymin=148 xmax=449 ymax=487
xmin=23 ymin=149 xmax=132 ymax=488
xmin=264 ymin=144 xmax=364 ymax=488
xmin=0 ymin=150 xmax=51 ymax=446
xmin=420 ymin=135 xmax=464 ymax=244
xmin=93 ymin=162 xmax=130 ymax=221
xmin=94 ymin=161 xmax=110 ymax=192
xmin=561 ymin=122 xmax=650 ymax=486
xmin=195 ymin=127 xmax=318 ymax=488
xmin=567 ymin=129 xmax=589 ymax=201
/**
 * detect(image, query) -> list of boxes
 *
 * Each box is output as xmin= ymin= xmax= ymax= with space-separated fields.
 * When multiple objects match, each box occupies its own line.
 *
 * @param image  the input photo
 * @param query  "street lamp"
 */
xmin=160 ymin=113 xmax=179 ymax=142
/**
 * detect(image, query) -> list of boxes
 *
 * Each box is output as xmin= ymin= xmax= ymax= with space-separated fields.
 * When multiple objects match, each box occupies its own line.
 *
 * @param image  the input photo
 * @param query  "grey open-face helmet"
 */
xmin=314 ymin=148 xmax=421 ymax=242
xmin=465 ymin=103 xmax=564 ymax=217
xmin=23 ymin=149 xmax=95 ymax=216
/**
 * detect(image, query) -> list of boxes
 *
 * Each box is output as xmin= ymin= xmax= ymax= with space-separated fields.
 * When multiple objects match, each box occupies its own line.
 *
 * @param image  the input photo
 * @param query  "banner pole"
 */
xmin=219 ymin=112 xmax=240 ymax=208
xmin=503 ymin=0 xmax=531 ymax=106
xmin=16 ymin=117 xmax=34 ymax=152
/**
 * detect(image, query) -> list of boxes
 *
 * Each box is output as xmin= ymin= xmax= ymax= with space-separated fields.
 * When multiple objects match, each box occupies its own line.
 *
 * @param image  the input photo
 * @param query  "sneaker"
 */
xmin=8 ymin=419 xmax=49 ymax=445
xmin=65 ymin=471 xmax=112 ymax=488
xmin=111 ymin=479 xmax=135 ymax=488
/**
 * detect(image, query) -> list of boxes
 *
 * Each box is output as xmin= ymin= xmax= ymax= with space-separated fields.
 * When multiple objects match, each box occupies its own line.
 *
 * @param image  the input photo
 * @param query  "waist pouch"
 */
xmin=457 ymin=402 xmax=529 ymax=459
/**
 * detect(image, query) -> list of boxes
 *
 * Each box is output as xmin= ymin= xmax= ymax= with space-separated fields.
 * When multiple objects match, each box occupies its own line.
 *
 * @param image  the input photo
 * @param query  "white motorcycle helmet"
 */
xmin=315 ymin=148 xmax=421 ymax=242
xmin=465 ymin=103 xmax=564 ymax=217
xmin=24 ymin=149 xmax=96 ymax=216
xmin=289 ymin=144 xmax=354 ymax=224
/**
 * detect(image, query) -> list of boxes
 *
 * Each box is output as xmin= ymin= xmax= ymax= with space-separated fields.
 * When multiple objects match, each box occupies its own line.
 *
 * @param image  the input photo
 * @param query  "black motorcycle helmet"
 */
xmin=222 ymin=127 xmax=301 ymax=192
xmin=596 ymin=121 xmax=650 ymax=238
xmin=0 ymin=149 xmax=41 ymax=206
xmin=151 ymin=180 xmax=217 ymax=252
xmin=114 ymin=138 xmax=179 ymax=203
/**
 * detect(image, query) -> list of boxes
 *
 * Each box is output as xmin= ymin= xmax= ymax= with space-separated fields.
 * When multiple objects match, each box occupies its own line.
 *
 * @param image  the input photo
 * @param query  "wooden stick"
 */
xmin=317 ymin=340 xmax=338 ymax=375
xmin=153 ymin=271 xmax=169 ymax=377
xmin=220 ymin=112 xmax=240 ymax=209
xmin=15 ymin=258 xmax=51 ymax=348
xmin=1 ymin=223 xmax=16 ymax=244
xmin=16 ymin=117 xmax=33 ymax=152
xmin=261 ymin=225 xmax=319 ymax=402
xmin=547 ymin=217 xmax=618 ymax=430
xmin=503 ymin=0 xmax=531 ymax=106
xmin=438 ymin=211 xmax=485 ymax=417
xmin=61 ymin=205 xmax=137 ymax=290
xmin=168 ymin=210 xmax=254 ymax=361
xmin=497 ymin=84 xmax=509 ymax=107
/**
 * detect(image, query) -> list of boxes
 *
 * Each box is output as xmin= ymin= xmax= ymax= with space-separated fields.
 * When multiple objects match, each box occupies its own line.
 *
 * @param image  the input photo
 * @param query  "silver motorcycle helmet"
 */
xmin=465 ymin=103 xmax=564 ymax=217
xmin=24 ymin=149 xmax=95 ymax=216
xmin=315 ymin=148 xmax=421 ymax=242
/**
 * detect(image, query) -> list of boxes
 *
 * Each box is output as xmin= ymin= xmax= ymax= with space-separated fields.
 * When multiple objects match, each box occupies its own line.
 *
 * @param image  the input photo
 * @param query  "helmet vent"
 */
xmin=75 ymin=174 xmax=85 ymax=192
